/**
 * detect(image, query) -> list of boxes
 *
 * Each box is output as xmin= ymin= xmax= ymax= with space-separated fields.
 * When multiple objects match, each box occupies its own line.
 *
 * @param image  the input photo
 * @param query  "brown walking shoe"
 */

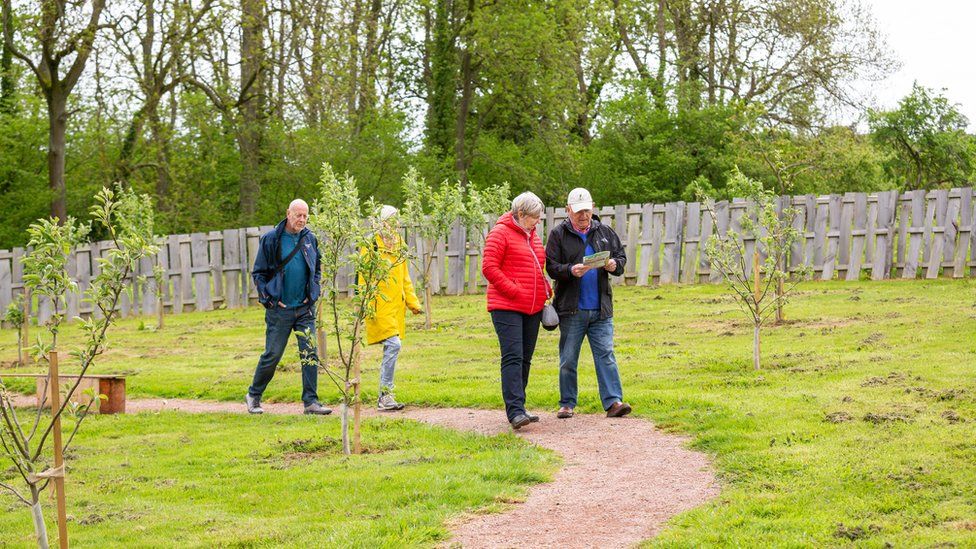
xmin=605 ymin=401 xmax=632 ymax=418
xmin=556 ymin=406 xmax=574 ymax=419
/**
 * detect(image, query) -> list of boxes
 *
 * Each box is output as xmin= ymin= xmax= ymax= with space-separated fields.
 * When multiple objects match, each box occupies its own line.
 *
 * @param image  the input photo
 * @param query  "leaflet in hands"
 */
xmin=582 ymin=250 xmax=610 ymax=267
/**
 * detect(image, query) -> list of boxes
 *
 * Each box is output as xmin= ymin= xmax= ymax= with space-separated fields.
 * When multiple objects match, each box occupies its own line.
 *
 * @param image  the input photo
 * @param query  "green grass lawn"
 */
xmin=2 ymin=279 xmax=976 ymax=546
xmin=0 ymin=413 xmax=556 ymax=547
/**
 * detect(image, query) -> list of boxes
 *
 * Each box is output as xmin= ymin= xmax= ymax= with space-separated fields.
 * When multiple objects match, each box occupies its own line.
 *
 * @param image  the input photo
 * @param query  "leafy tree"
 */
xmin=614 ymin=0 xmax=895 ymax=128
xmin=737 ymin=125 xmax=889 ymax=196
xmin=587 ymin=92 xmax=745 ymax=204
xmin=0 ymin=185 xmax=159 ymax=548
xmin=309 ymin=164 xmax=403 ymax=455
xmin=868 ymin=83 xmax=976 ymax=189
xmin=400 ymin=168 xmax=464 ymax=328
xmin=698 ymin=168 xmax=809 ymax=370
xmin=4 ymin=292 xmax=25 ymax=365
xmin=1 ymin=0 xmax=109 ymax=222
xmin=0 ymin=95 xmax=50 ymax=248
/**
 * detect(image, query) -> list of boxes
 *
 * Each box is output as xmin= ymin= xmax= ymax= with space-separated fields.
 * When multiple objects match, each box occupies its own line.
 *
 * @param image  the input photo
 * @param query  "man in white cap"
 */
xmin=361 ymin=205 xmax=423 ymax=411
xmin=545 ymin=188 xmax=632 ymax=419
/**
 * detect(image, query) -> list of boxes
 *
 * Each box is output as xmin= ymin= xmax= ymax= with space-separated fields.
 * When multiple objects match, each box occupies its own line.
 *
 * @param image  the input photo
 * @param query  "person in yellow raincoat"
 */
xmin=362 ymin=205 xmax=423 ymax=411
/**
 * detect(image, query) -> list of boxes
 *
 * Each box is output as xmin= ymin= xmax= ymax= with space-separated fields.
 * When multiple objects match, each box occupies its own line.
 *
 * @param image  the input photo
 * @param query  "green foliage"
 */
xmin=868 ymin=83 xmax=976 ymax=190
xmin=462 ymin=181 xmax=511 ymax=239
xmin=401 ymin=168 xmax=464 ymax=252
xmin=0 ymin=0 xmax=948 ymax=249
xmin=0 ymin=97 xmax=50 ymax=248
xmin=467 ymin=131 xmax=584 ymax=207
xmin=588 ymin=94 xmax=746 ymax=204
xmin=3 ymin=292 xmax=24 ymax=329
xmin=737 ymin=125 xmax=890 ymax=196
xmin=22 ymin=216 xmax=90 ymax=342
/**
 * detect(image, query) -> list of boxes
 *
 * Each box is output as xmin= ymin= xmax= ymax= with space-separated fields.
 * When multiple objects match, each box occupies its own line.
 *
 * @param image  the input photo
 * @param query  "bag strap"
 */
xmin=527 ymin=237 xmax=553 ymax=301
xmin=275 ymin=232 xmax=305 ymax=275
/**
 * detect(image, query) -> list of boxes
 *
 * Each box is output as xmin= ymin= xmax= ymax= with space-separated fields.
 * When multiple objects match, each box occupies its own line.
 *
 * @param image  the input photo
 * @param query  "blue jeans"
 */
xmin=379 ymin=336 xmax=401 ymax=394
xmin=248 ymin=303 xmax=320 ymax=405
xmin=558 ymin=309 xmax=623 ymax=410
xmin=490 ymin=309 xmax=541 ymax=421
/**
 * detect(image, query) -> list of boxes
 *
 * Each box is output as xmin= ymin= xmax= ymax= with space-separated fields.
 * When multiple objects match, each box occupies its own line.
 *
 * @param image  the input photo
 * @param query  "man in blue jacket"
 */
xmin=245 ymin=199 xmax=331 ymax=415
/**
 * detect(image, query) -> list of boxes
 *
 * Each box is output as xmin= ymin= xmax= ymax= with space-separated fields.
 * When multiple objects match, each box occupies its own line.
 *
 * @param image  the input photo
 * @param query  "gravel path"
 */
xmin=12 ymin=396 xmax=720 ymax=547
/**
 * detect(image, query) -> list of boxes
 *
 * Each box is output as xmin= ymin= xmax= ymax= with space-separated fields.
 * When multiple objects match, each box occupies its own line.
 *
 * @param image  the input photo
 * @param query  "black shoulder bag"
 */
xmin=275 ymin=232 xmax=306 ymax=274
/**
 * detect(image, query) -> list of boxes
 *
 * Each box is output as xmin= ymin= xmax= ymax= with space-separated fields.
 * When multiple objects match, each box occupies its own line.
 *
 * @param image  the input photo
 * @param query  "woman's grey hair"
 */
xmin=511 ymin=191 xmax=544 ymax=218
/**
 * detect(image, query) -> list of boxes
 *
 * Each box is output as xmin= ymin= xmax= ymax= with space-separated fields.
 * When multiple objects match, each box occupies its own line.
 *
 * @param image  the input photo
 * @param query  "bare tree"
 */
xmin=109 ymin=0 xmax=216 ymax=203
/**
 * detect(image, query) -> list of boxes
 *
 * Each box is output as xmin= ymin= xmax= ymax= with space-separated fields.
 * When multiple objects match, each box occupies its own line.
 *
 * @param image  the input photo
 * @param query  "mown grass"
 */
xmin=2 ymin=278 xmax=976 ymax=546
xmin=0 ymin=413 xmax=556 ymax=547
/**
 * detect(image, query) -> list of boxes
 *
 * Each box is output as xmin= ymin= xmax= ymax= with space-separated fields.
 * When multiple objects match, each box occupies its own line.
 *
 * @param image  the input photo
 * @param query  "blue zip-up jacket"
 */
xmin=252 ymin=219 xmax=321 ymax=308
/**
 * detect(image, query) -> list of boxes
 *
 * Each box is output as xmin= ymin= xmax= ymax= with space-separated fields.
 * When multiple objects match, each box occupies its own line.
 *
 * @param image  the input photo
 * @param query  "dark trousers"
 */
xmin=490 ymin=309 xmax=542 ymax=421
xmin=248 ymin=303 xmax=319 ymax=405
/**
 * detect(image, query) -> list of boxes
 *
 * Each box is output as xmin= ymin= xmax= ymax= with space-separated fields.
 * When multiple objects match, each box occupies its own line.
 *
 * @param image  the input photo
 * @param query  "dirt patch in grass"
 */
xmin=863 ymin=412 xmax=911 ymax=424
xmin=688 ymin=317 xmax=857 ymax=334
xmin=861 ymin=371 xmax=918 ymax=387
xmin=824 ymin=411 xmax=853 ymax=423
xmin=275 ymin=436 xmax=400 ymax=460
xmin=905 ymin=387 xmax=967 ymax=402
xmin=941 ymin=410 xmax=965 ymax=424
xmin=857 ymin=332 xmax=888 ymax=350
xmin=834 ymin=523 xmax=881 ymax=541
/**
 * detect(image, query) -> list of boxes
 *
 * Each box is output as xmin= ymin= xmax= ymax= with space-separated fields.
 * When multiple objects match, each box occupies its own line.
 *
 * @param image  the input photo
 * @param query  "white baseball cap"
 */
xmin=379 ymin=205 xmax=399 ymax=221
xmin=567 ymin=188 xmax=594 ymax=213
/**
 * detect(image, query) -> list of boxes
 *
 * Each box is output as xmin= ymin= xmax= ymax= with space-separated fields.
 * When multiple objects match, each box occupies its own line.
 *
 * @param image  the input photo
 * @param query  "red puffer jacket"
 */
xmin=482 ymin=211 xmax=550 ymax=314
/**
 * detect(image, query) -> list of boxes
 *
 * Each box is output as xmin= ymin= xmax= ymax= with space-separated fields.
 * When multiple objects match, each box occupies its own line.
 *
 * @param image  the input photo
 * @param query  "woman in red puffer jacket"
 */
xmin=482 ymin=191 xmax=550 ymax=430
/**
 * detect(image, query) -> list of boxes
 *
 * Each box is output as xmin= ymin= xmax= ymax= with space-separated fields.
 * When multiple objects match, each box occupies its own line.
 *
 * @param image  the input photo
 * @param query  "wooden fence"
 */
xmin=2 ymin=187 xmax=976 ymax=325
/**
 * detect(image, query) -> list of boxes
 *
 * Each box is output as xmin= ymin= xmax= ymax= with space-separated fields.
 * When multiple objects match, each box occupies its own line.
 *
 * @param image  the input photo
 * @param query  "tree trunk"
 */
xmin=775 ymin=271 xmax=785 ymax=324
xmin=316 ymin=299 xmax=327 ymax=361
xmin=48 ymin=350 xmax=68 ymax=549
xmin=115 ymin=105 xmax=147 ymax=184
xmin=157 ymin=295 xmax=164 ymax=329
xmin=21 ymin=287 xmax=30 ymax=365
xmin=753 ymin=322 xmax=761 ymax=371
xmin=424 ymin=0 xmax=457 ymax=156
xmin=47 ymin=90 xmax=68 ymax=223
xmin=654 ymin=0 xmax=668 ymax=110
xmin=30 ymin=495 xmax=49 ymax=549
xmin=0 ymin=0 xmax=14 ymax=114
xmin=148 ymin=109 xmax=172 ymax=204
xmin=707 ymin=2 xmax=716 ymax=105
xmin=345 ymin=0 xmax=362 ymax=127
xmin=355 ymin=0 xmax=382 ymax=130
xmin=423 ymin=243 xmax=434 ymax=329
xmin=238 ymin=0 xmax=266 ymax=221
xmin=352 ymin=340 xmax=361 ymax=455
xmin=340 ymin=402 xmax=350 ymax=455
xmin=454 ymin=0 xmax=476 ymax=186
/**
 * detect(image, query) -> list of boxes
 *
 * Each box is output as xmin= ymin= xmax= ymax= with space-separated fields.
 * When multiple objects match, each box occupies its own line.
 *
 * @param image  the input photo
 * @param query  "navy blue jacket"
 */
xmin=252 ymin=219 xmax=321 ymax=308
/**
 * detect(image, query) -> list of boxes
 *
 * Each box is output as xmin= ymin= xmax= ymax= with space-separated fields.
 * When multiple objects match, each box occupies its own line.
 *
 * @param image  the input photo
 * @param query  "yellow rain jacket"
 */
xmin=361 ymin=234 xmax=422 ymax=345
